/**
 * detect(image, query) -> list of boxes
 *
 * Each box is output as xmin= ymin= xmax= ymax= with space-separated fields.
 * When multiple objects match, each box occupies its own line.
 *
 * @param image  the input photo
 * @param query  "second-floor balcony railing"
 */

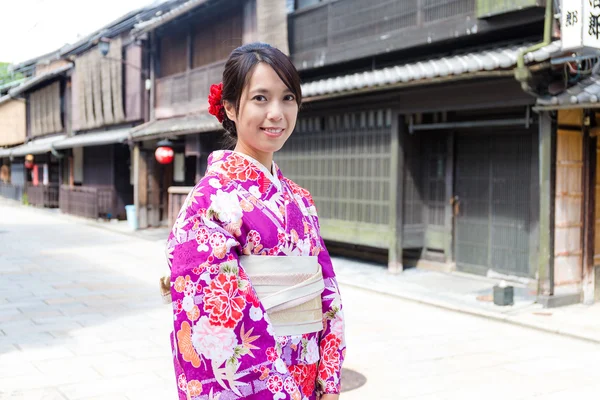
xmin=155 ymin=60 xmax=226 ymax=119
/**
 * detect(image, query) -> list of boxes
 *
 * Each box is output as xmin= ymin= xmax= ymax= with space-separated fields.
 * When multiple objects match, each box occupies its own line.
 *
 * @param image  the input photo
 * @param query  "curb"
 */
xmin=337 ymin=278 xmax=600 ymax=345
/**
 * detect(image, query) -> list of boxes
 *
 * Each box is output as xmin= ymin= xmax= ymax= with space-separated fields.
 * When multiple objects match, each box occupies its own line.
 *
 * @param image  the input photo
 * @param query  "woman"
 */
xmin=166 ymin=42 xmax=345 ymax=400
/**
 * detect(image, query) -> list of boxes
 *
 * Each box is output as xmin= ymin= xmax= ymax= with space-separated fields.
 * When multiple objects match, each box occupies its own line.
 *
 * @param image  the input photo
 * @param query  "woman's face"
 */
xmin=224 ymin=63 xmax=299 ymax=162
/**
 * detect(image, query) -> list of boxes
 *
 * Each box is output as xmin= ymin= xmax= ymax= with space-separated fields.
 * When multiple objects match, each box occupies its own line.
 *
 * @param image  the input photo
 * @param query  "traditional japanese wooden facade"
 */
xmin=0 ymin=51 xmax=58 ymax=195
xmin=0 ymin=44 xmax=133 ymax=215
xmin=0 ymin=59 xmax=71 ymax=207
xmin=283 ymin=0 xmax=599 ymax=306
xmin=3 ymin=0 xmax=591 ymax=306
xmin=0 ymin=97 xmax=25 ymax=148
xmin=49 ymin=2 xmax=188 ymax=219
xmin=0 ymin=95 xmax=26 ymax=202
xmin=534 ymin=77 xmax=600 ymax=305
xmin=0 ymin=3 xmax=175 ymax=216
xmin=130 ymin=0 xmax=288 ymax=229
xmin=55 ymin=34 xmax=141 ymax=220
xmin=281 ymin=75 xmax=543 ymax=278
xmin=127 ymin=0 xmax=564 ymax=302
xmin=281 ymin=0 xmax=549 ymax=276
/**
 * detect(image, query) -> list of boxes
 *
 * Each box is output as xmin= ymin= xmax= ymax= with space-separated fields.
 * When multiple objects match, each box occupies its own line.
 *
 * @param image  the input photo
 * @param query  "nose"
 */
xmin=267 ymin=102 xmax=283 ymax=122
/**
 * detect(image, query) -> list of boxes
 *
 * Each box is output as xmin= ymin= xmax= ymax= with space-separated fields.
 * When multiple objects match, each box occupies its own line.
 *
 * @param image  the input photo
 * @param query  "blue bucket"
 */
xmin=125 ymin=205 xmax=138 ymax=230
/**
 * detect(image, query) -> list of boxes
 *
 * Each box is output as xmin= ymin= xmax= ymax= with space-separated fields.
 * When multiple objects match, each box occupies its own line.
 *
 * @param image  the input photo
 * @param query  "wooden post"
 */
xmin=593 ymin=125 xmax=600 ymax=302
xmin=444 ymin=131 xmax=455 ymax=265
xmin=186 ymin=26 xmax=193 ymax=104
xmin=149 ymin=31 xmax=157 ymax=122
xmin=529 ymin=124 xmax=540 ymax=280
xmin=195 ymin=134 xmax=203 ymax=183
xmin=148 ymin=156 xmax=161 ymax=227
xmin=64 ymin=80 xmax=72 ymax=136
xmin=583 ymin=119 xmax=596 ymax=304
xmin=538 ymin=111 xmax=554 ymax=296
xmin=388 ymin=111 xmax=404 ymax=273
xmin=68 ymin=156 xmax=74 ymax=187
xmin=133 ymin=144 xmax=148 ymax=229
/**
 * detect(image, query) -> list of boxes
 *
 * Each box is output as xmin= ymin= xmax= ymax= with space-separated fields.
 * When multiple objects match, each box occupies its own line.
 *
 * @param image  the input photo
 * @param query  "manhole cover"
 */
xmin=340 ymin=368 xmax=367 ymax=392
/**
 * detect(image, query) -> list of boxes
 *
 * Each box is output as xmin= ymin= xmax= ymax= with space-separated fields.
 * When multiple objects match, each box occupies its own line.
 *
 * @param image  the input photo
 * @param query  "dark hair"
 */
xmin=220 ymin=42 xmax=302 ymax=145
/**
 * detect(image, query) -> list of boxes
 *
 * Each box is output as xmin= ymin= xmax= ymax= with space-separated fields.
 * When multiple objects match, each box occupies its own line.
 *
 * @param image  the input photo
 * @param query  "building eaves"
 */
xmin=131 ymin=112 xmax=221 ymax=140
xmin=0 ymin=94 xmax=25 ymax=107
xmin=0 ymin=78 xmax=26 ymax=95
xmin=536 ymin=74 xmax=600 ymax=110
xmin=59 ymin=7 xmax=154 ymax=57
xmin=8 ymin=64 xmax=73 ymax=97
xmin=4 ymin=134 xmax=67 ymax=158
xmin=132 ymin=0 xmax=213 ymax=36
xmin=58 ymin=2 xmax=182 ymax=58
xmin=0 ymin=147 xmax=12 ymax=158
xmin=53 ymin=127 xmax=131 ymax=150
xmin=11 ymin=49 xmax=63 ymax=74
xmin=0 ymin=78 xmax=27 ymax=93
xmin=301 ymin=41 xmax=562 ymax=100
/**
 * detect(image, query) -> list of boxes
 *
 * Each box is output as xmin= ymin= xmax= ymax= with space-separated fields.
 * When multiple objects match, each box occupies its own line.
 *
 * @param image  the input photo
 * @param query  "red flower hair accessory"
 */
xmin=208 ymin=82 xmax=225 ymax=123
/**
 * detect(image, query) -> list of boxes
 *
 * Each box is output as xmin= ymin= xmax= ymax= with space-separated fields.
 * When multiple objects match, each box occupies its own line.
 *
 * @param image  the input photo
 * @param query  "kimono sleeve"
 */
xmin=167 ymin=185 xmax=301 ymax=400
xmin=307 ymin=196 xmax=347 ymax=395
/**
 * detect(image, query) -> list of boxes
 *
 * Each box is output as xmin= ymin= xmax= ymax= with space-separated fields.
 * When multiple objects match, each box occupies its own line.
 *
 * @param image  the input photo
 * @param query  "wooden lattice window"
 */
xmin=277 ymin=109 xmax=392 ymax=226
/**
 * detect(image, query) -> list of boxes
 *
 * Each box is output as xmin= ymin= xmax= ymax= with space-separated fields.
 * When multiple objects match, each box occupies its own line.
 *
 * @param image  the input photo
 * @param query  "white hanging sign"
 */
xmin=562 ymin=0 xmax=584 ymax=51
xmin=583 ymin=0 xmax=600 ymax=49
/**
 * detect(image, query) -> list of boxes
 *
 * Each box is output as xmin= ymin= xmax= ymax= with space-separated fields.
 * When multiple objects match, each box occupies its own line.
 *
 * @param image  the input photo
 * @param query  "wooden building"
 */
xmin=124 ymin=0 xmax=574 ymax=304
xmin=277 ymin=0 xmax=598 ymax=305
xmin=0 ymin=2 xmax=181 ymax=218
xmin=535 ymin=81 xmax=600 ymax=305
xmin=0 ymin=61 xmax=71 ymax=207
xmin=2 ymin=0 xmax=595 ymax=306
xmin=278 ymin=0 xmax=550 ymax=279
xmin=0 ymin=93 xmax=26 ymax=202
xmin=130 ymin=0 xmax=288 ymax=229
xmin=52 ymin=33 xmax=139 ymax=220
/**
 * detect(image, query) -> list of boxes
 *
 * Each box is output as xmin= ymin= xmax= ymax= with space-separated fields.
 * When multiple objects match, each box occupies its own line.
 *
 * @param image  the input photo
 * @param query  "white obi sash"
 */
xmin=160 ymin=256 xmax=325 ymax=336
xmin=240 ymin=255 xmax=324 ymax=336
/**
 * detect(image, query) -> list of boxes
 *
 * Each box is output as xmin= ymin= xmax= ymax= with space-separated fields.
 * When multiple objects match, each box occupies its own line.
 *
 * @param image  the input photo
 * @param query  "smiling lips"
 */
xmin=261 ymin=127 xmax=285 ymax=137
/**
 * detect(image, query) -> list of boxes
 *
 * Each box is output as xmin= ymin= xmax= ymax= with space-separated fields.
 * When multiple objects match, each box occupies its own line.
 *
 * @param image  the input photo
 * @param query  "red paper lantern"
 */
xmin=155 ymin=146 xmax=174 ymax=164
xmin=25 ymin=154 xmax=34 ymax=169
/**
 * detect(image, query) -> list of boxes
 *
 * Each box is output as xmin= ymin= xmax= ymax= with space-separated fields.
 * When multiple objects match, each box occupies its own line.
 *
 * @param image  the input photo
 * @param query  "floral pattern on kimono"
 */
xmin=166 ymin=150 xmax=346 ymax=400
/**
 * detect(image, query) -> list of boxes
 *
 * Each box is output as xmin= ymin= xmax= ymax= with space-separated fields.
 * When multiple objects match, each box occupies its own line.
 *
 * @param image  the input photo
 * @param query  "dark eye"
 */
xmin=253 ymin=95 xmax=267 ymax=101
xmin=284 ymin=95 xmax=296 ymax=101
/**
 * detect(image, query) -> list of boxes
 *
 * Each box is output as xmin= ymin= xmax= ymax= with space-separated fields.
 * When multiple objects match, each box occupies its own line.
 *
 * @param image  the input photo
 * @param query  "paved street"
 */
xmin=2 ymin=201 xmax=600 ymax=400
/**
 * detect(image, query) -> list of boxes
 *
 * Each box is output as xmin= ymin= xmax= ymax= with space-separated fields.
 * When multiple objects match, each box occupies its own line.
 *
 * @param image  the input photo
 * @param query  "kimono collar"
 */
xmin=207 ymin=150 xmax=283 ymax=191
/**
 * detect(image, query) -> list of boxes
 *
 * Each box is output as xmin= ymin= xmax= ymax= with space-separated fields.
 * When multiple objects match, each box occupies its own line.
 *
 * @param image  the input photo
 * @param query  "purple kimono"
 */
xmin=166 ymin=150 xmax=346 ymax=400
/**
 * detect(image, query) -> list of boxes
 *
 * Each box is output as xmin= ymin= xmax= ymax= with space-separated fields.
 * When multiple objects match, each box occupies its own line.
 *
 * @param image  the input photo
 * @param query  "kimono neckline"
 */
xmin=229 ymin=150 xmax=283 ymax=191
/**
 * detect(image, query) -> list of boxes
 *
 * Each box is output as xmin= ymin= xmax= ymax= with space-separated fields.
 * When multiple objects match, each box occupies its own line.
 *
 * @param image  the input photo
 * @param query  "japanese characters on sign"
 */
xmin=584 ymin=0 xmax=600 ymax=47
xmin=567 ymin=9 xmax=579 ymax=26
xmin=562 ymin=0 xmax=583 ymax=51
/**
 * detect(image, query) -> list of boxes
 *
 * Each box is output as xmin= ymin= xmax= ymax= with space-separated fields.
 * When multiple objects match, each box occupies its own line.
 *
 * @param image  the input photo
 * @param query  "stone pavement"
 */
xmin=63 ymin=199 xmax=600 ymax=346
xmin=332 ymin=258 xmax=600 ymax=345
xmin=0 ymin=200 xmax=174 ymax=400
xmin=2 ymin=199 xmax=600 ymax=400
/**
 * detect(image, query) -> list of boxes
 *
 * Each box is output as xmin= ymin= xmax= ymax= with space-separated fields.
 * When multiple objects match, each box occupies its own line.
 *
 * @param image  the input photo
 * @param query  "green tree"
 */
xmin=0 ymin=62 xmax=23 ymax=87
